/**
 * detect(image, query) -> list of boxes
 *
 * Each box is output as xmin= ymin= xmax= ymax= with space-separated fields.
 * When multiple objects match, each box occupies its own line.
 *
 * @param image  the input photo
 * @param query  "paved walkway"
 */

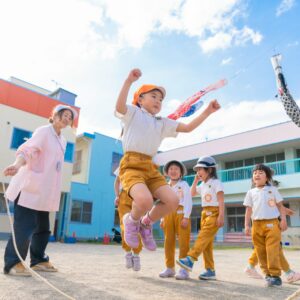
xmin=0 ymin=241 xmax=299 ymax=300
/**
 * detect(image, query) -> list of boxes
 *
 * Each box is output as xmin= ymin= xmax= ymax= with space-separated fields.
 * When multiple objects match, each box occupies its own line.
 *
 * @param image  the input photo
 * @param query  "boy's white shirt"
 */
xmin=115 ymin=105 xmax=178 ymax=157
xmin=169 ymin=180 xmax=193 ymax=218
xmin=243 ymin=185 xmax=282 ymax=220
xmin=196 ymin=178 xmax=224 ymax=207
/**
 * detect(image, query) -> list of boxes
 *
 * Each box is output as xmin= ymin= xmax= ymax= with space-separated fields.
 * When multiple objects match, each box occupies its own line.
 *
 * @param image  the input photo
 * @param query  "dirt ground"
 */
xmin=0 ymin=241 xmax=299 ymax=300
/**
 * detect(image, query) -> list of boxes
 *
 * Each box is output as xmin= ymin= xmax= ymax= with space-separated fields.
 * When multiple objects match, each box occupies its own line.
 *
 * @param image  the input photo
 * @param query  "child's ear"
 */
xmin=138 ymin=95 xmax=143 ymax=106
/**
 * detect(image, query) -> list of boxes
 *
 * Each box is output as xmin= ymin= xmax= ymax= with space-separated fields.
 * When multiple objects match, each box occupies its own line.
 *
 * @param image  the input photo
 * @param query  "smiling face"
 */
xmin=138 ymin=89 xmax=163 ymax=115
xmin=53 ymin=109 xmax=73 ymax=129
xmin=252 ymin=169 xmax=268 ymax=187
xmin=167 ymin=164 xmax=182 ymax=181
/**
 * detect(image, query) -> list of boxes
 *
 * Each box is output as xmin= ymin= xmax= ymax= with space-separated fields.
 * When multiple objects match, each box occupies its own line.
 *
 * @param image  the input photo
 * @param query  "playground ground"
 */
xmin=0 ymin=241 xmax=299 ymax=300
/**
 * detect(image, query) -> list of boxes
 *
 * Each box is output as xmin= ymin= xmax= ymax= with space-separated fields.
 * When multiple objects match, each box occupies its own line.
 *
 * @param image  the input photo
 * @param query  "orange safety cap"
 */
xmin=132 ymin=84 xmax=166 ymax=106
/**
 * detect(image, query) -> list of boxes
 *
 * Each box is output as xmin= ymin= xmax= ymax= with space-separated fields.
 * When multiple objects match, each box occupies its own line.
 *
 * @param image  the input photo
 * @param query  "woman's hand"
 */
xmin=3 ymin=164 xmax=20 ymax=176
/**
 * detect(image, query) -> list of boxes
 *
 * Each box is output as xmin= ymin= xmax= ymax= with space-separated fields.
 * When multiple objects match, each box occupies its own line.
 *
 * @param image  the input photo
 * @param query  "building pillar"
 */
xmin=284 ymin=148 xmax=296 ymax=174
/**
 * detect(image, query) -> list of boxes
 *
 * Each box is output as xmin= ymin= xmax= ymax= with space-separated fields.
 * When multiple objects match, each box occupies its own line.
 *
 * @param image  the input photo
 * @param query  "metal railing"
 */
xmin=183 ymin=158 xmax=300 ymax=184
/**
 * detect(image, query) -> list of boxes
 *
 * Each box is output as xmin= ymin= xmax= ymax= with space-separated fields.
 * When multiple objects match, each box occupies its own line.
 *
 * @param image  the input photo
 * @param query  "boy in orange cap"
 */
xmin=115 ymin=68 xmax=220 ymax=252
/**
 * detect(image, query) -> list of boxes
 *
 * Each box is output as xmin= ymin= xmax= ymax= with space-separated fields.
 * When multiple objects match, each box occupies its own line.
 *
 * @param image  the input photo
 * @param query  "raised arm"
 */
xmin=190 ymin=174 xmax=200 ymax=197
xmin=115 ymin=69 xmax=142 ymax=115
xmin=176 ymin=99 xmax=220 ymax=133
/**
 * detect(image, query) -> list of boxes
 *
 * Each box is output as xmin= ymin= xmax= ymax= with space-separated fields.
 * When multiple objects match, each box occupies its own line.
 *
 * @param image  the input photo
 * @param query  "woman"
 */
xmin=3 ymin=104 xmax=77 ymax=276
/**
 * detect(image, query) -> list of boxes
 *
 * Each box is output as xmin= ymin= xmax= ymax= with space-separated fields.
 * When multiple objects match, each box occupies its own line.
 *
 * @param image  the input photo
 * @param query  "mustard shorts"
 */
xmin=119 ymin=151 xmax=167 ymax=196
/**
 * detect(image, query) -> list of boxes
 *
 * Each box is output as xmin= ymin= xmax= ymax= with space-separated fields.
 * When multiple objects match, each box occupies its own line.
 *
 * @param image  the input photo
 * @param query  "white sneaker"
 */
xmin=244 ymin=266 xmax=263 ymax=279
xmin=286 ymin=271 xmax=300 ymax=283
xmin=175 ymin=268 xmax=189 ymax=280
xmin=132 ymin=255 xmax=141 ymax=271
xmin=125 ymin=252 xmax=133 ymax=269
xmin=159 ymin=268 xmax=175 ymax=278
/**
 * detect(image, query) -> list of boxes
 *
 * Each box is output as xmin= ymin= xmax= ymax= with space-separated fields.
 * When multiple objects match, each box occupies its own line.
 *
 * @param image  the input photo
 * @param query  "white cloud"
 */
xmin=276 ymin=0 xmax=295 ymax=16
xmin=221 ymin=57 xmax=232 ymax=65
xmin=287 ymin=40 xmax=299 ymax=47
xmin=200 ymin=32 xmax=233 ymax=53
xmin=159 ymin=99 xmax=299 ymax=151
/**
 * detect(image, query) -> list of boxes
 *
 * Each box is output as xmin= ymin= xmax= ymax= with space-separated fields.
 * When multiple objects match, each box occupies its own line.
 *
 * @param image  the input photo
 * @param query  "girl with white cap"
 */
xmin=3 ymin=104 xmax=77 ymax=276
xmin=177 ymin=156 xmax=224 ymax=280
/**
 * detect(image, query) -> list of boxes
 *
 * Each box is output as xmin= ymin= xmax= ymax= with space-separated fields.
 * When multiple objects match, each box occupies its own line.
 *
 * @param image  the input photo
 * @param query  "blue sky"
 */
xmin=0 ymin=0 xmax=299 ymax=150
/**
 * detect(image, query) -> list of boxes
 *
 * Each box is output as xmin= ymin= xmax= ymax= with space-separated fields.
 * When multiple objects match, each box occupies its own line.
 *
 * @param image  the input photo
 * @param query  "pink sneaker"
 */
xmin=244 ymin=266 xmax=263 ymax=279
xmin=122 ymin=213 xmax=140 ymax=249
xmin=159 ymin=268 xmax=175 ymax=278
xmin=286 ymin=271 xmax=300 ymax=283
xmin=125 ymin=252 xmax=133 ymax=269
xmin=132 ymin=255 xmax=141 ymax=271
xmin=139 ymin=223 xmax=157 ymax=251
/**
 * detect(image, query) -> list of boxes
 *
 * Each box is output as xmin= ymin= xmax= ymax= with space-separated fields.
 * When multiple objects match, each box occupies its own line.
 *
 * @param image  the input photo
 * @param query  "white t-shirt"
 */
xmin=115 ymin=105 xmax=179 ymax=157
xmin=243 ymin=185 xmax=282 ymax=220
xmin=170 ymin=180 xmax=193 ymax=218
xmin=196 ymin=178 xmax=224 ymax=207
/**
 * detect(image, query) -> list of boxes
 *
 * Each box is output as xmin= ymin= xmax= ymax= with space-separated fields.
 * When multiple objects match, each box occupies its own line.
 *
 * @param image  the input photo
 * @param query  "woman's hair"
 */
xmin=49 ymin=109 xmax=74 ymax=127
xmin=252 ymin=164 xmax=274 ymax=186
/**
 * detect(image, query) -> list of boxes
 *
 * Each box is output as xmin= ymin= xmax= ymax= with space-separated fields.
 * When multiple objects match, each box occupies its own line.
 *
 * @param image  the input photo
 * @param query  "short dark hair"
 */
xmin=252 ymin=164 xmax=274 ymax=185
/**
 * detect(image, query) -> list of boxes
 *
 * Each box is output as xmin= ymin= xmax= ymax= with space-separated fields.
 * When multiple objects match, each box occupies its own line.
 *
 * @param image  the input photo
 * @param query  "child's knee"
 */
xmin=134 ymin=195 xmax=153 ymax=212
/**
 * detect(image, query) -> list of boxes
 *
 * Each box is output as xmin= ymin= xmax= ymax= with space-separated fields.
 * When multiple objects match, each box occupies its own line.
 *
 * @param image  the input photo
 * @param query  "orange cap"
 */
xmin=132 ymin=84 xmax=166 ymax=106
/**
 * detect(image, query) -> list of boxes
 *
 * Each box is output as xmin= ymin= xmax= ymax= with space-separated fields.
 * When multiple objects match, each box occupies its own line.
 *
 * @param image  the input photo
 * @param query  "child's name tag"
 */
xmin=206 ymin=211 xmax=212 ymax=216
xmin=266 ymin=223 xmax=274 ymax=228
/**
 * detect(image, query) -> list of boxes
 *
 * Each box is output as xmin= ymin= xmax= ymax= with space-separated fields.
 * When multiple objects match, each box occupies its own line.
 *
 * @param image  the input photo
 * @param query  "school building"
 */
xmin=156 ymin=121 xmax=300 ymax=246
xmin=64 ymin=132 xmax=122 ymax=240
xmin=0 ymin=77 xmax=80 ymax=239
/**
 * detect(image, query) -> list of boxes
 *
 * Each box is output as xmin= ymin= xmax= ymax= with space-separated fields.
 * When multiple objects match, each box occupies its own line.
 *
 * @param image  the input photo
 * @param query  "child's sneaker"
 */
xmin=159 ymin=268 xmax=175 ymax=278
xmin=175 ymin=268 xmax=189 ymax=280
xmin=266 ymin=276 xmax=282 ymax=287
xmin=122 ymin=213 xmax=140 ymax=249
xmin=176 ymin=256 xmax=194 ymax=272
xmin=286 ymin=271 xmax=300 ymax=283
xmin=125 ymin=252 xmax=133 ymax=269
xmin=244 ymin=266 xmax=263 ymax=279
xmin=5 ymin=262 xmax=31 ymax=277
xmin=199 ymin=269 xmax=216 ymax=280
xmin=132 ymin=255 xmax=141 ymax=271
xmin=139 ymin=223 xmax=156 ymax=251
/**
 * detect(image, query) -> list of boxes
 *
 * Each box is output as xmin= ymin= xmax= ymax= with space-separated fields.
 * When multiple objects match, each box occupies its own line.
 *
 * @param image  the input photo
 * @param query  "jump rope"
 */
xmin=2 ymin=182 xmax=76 ymax=300
xmin=2 ymin=24 xmax=299 ymax=300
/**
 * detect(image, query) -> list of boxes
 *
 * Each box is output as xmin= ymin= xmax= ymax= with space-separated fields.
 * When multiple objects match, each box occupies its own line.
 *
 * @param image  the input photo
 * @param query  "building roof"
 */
xmin=155 ymin=121 xmax=300 ymax=165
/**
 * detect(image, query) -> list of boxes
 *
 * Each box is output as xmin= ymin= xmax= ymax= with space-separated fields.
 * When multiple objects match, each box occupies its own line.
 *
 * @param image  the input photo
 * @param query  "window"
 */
xmin=0 ymin=194 xmax=14 ymax=214
xmin=190 ymin=205 xmax=202 ymax=233
xmin=70 ymin=200 xmax=92 ymax=224
xmin=266 ymin=152 xmax=284 ymax=163
xmin=227 ymin=207 xmax=245 ymax=233
xmin=72 ymin=150 xmax=82 ymax=174
xmin=111 ymin=152 xmax=123 ymax=175
xmin=11 ymin=128 xmax=32 ymax=149
xmin=65 ymin=142 xmax=75 ymax=163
